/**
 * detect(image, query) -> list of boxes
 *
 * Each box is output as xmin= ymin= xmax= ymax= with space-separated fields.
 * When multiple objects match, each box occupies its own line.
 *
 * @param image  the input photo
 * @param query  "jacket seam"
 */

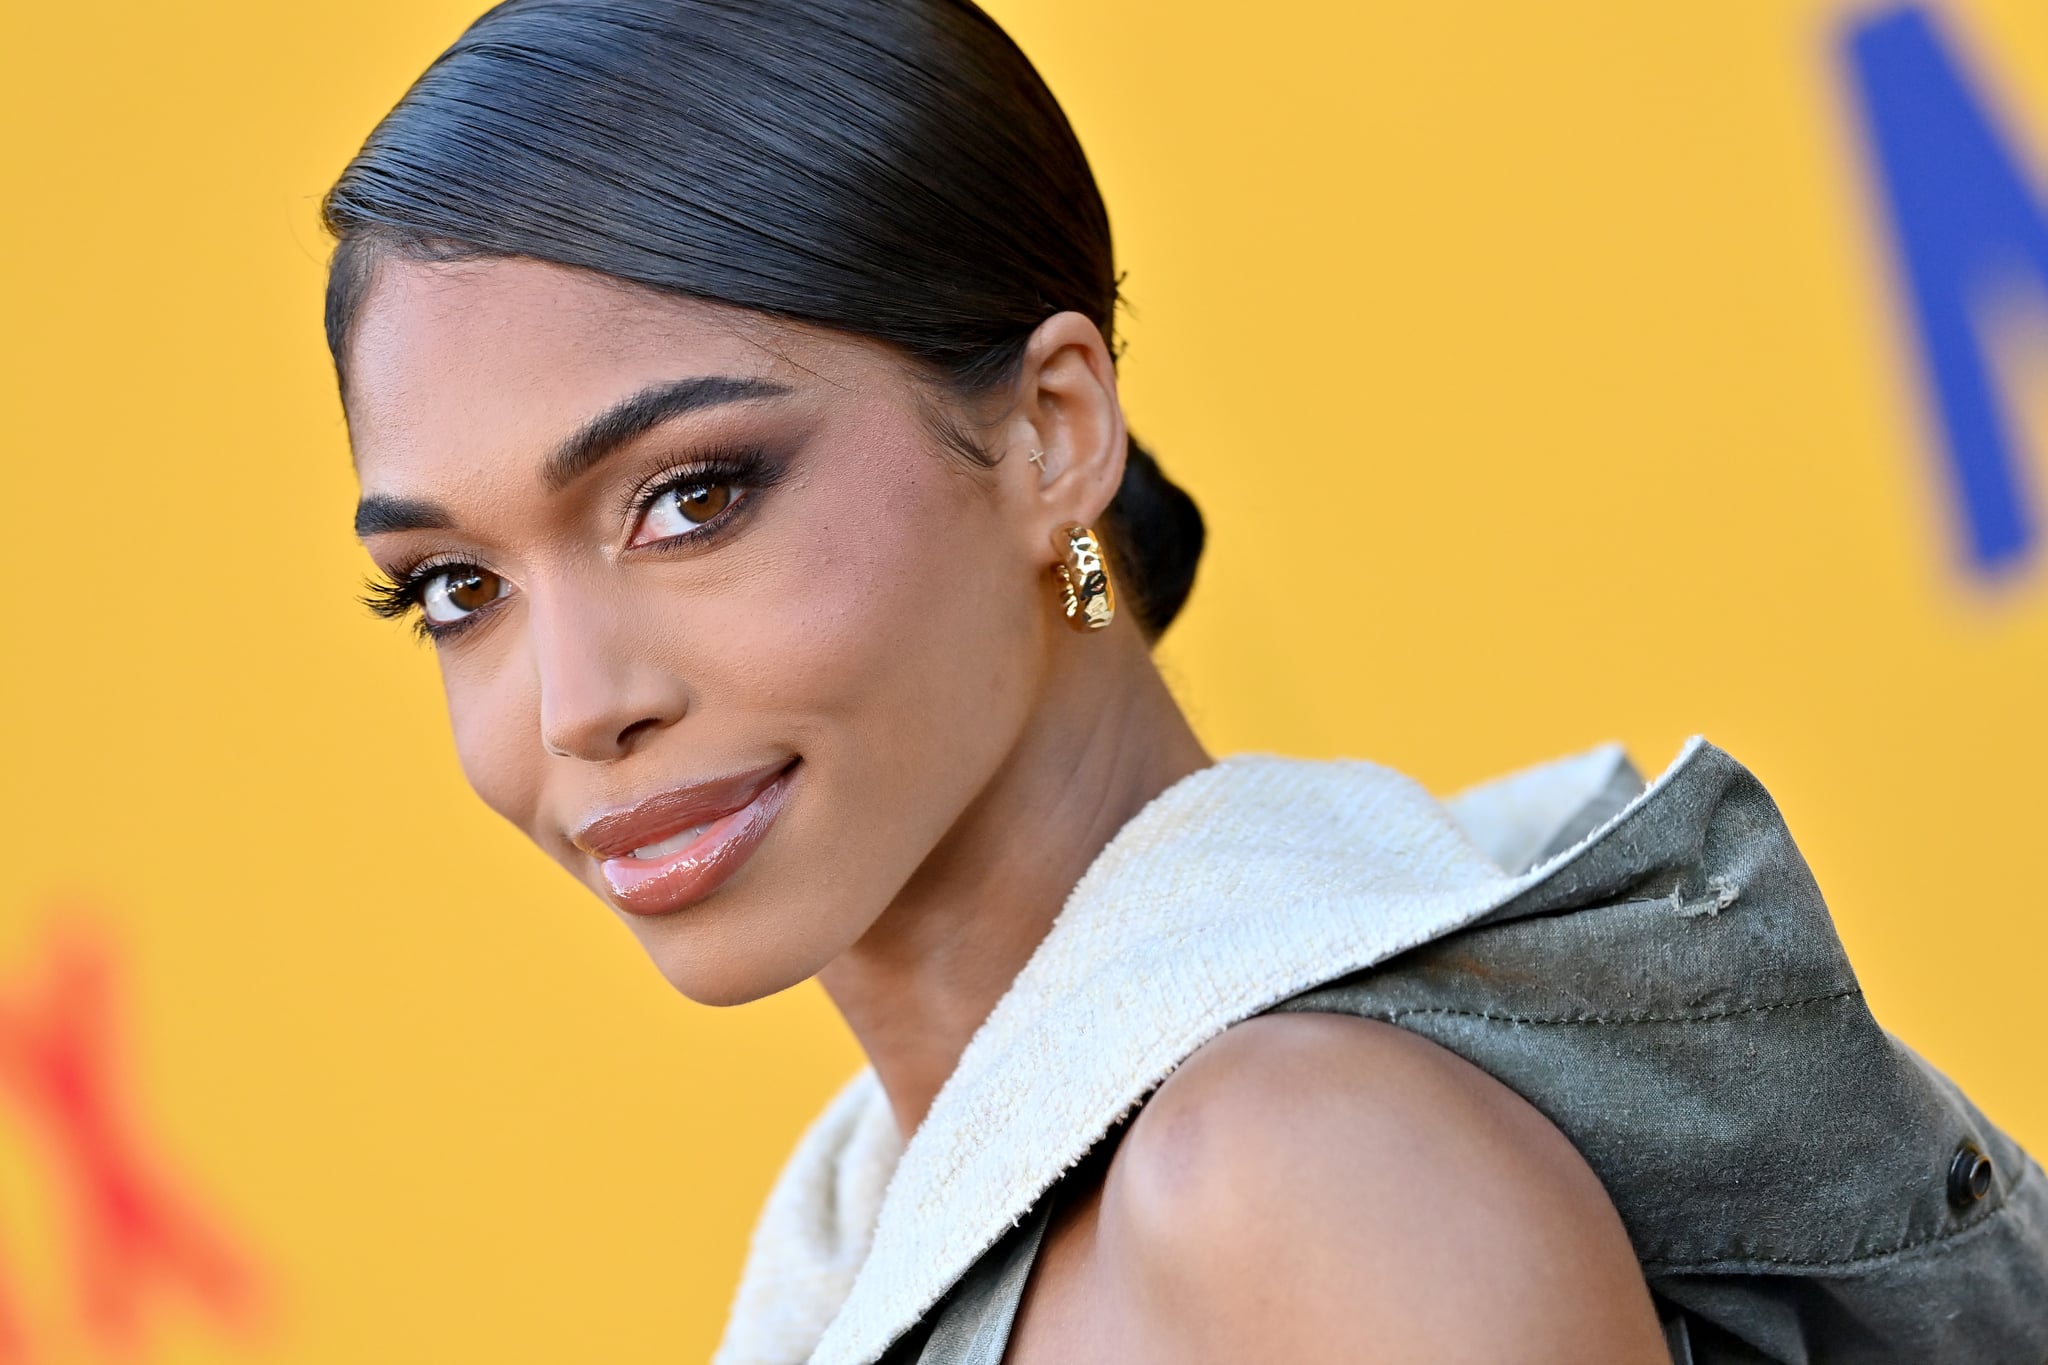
xmin=1291 ymin=985 xmax=1863 ymax=1027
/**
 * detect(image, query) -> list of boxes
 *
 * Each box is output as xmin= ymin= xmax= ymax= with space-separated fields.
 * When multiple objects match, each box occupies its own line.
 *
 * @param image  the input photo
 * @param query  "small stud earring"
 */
xmin=1027 ymin=447 xmax=1047 ymax=471
xmin=1050 ymin=523 xmax=1116 ymax=631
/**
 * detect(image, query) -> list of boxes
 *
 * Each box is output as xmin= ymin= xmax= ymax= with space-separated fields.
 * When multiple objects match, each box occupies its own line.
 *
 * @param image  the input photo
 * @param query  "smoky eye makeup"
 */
xmin=615 ymin=442 xmax=790 ymax=550
xmin=359 ymin=441 xmax=793 ymax=642
xmin=360 ymin=554 xmax=508 ymax=643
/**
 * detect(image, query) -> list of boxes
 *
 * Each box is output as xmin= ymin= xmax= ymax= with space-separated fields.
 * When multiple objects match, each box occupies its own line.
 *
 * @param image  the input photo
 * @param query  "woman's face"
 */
xmin=346 ymin=255 xmax=1069 ymax=1005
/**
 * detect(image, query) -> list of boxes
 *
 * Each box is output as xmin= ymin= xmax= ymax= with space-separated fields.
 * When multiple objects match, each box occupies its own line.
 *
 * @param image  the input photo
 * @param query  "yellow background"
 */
xmin=3 ymin=1 xmax=2045 ymax=1359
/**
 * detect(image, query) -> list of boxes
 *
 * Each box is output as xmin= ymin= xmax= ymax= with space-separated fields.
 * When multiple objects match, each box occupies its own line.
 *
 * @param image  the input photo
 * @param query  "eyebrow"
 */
xmin=353 ymin=375 xmax=794 ymax=539
xmin=540 ymin=375 xmax=792 ymax=491
xmin=354 ymin=495 xmax=453 ymax=538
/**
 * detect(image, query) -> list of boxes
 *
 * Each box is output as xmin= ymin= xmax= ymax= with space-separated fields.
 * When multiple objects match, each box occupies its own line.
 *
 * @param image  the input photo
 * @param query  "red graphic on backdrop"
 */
xmin=0 ymin=913 xmax=269 ymax=1361
xmin=0 ymin=1239 xmax=31 ymax=1363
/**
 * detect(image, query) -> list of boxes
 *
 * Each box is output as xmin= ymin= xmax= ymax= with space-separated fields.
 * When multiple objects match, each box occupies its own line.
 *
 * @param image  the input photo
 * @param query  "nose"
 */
xmin=527 ymin=581 xmax=691 ymax=763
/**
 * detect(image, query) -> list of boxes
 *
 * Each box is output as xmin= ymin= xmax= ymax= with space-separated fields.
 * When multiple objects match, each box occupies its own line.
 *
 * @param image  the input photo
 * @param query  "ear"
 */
xmin=996 ymin=311 xmax=1127 ymax=538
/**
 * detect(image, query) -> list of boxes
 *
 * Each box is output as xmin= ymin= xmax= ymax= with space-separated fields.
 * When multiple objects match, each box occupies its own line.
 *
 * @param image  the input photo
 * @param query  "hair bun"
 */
xmin=1108 ymin=435 xmax=1204 ymax=640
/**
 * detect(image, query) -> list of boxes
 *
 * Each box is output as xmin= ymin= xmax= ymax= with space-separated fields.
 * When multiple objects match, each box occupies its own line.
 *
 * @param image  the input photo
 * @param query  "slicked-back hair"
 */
xmin=323 ymin=0 xmax=1203 ymax=638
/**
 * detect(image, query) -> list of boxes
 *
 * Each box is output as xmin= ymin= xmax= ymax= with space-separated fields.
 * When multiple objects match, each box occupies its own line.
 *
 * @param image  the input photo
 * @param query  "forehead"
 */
xmin=343 ymin=255 xmax=872 ymax=477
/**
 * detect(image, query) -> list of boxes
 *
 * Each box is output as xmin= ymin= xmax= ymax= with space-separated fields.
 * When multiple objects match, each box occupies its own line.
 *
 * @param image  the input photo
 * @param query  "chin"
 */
xmin=656 ymin=959 xmax=810 ymax=1009
xmin=623 ymin=902 xmax=842 ymax=1008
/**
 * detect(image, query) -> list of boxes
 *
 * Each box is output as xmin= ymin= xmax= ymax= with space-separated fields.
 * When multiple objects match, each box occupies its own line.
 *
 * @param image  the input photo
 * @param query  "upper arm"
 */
xmin=1096 ymin=1013 xmax=1669 ymax=1365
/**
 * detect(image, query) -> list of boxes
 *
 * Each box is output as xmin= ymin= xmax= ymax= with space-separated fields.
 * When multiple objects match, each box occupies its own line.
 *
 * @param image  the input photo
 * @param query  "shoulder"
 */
xmin=1095 ymin=1013 xmax=1668 ymax=1364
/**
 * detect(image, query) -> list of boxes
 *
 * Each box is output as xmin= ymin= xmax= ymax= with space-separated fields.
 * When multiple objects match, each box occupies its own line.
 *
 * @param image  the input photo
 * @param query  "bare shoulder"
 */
xmin=1095 ymin=1013 xmax=1669 ymax=1364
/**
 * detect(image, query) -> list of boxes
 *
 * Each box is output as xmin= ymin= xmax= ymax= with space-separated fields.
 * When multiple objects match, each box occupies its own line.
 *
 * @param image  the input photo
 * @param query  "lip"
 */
xmin=573 ymin=758 xmax=798 ymax=917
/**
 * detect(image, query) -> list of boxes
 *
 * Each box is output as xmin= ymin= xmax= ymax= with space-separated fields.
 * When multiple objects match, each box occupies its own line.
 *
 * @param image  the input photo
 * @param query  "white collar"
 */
xmin=716 ymin=739 xmax=1689 ymax=1365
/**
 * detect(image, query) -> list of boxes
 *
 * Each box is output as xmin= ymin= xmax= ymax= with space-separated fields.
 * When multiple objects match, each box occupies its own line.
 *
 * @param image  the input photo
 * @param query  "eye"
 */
xmin=631 ymin=478 xmax=738 ymax=546
xmin=420 ymin=565 xmax=510 ymax=626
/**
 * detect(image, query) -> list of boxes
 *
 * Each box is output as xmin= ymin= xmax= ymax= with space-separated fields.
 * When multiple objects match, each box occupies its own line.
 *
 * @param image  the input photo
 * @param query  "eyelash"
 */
xmin=613 ymin=446 xmax=785 ymax=532
xmin=361 ymin=446 xmax=784 ymax=642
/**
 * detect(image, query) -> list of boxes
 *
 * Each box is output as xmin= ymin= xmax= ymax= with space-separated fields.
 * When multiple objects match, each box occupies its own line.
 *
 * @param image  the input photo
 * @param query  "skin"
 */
xmin=345 ymin=254 xmax=1669 ymax=1360
xmin=1012 ymin=1017 xmax=1671 ymax=1363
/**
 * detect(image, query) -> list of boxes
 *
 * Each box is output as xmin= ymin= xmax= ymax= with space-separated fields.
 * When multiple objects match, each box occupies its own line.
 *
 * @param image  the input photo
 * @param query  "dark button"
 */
xmin=1948 ymin=1141 xmax=1993 ymax=1209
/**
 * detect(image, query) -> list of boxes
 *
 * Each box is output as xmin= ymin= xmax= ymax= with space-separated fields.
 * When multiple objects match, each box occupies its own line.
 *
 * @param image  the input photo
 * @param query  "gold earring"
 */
xmin=1050 ymin=523 xmax=1116 ymax=631
xmin=1027 ymin=447 xmax=1047 ymax=471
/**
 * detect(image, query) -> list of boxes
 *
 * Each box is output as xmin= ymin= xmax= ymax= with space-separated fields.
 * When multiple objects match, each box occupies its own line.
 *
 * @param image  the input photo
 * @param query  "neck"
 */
xmin=817 ymin=640 xmax=1209 ymax=1141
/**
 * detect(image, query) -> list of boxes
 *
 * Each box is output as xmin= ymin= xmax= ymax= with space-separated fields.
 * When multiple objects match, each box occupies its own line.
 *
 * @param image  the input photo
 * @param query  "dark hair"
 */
xmin=322 ymin=0 xmax=1203 ymax=638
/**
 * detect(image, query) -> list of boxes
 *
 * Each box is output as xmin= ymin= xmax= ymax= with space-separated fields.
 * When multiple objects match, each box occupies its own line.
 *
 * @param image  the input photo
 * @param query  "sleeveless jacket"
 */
xmin=715 ymin=741 xmax=2048 ymax=1365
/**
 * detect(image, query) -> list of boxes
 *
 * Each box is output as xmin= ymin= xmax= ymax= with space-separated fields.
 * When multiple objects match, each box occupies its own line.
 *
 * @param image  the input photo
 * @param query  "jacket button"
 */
xmin=1948 ymin=1142 xmax=1993 ymax=1208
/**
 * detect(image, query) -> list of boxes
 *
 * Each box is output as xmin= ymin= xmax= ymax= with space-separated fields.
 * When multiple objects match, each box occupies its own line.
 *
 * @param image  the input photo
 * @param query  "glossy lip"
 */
xmin=573 ymin=758 xmax=799 ymax=917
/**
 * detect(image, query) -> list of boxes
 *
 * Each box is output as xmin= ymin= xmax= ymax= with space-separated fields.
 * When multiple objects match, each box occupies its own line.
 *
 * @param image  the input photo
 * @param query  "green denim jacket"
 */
xmin=892 ymin=746 xmax=2048 ymax=1364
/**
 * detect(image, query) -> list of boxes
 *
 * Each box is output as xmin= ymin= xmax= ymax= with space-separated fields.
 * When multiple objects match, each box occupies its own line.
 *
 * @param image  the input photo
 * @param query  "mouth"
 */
xmin=573 ymin=758 xmax=800 ymax=917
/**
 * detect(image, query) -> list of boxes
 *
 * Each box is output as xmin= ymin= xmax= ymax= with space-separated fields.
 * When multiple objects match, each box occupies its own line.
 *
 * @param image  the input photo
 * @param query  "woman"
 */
xmin=323 ymin=2 xmax=2048 ymax=1361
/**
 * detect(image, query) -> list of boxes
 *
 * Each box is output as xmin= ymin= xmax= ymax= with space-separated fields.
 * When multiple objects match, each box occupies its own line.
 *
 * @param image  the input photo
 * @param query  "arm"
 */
xmin=1097 ymin=1013 xmax=1670 ymax=1364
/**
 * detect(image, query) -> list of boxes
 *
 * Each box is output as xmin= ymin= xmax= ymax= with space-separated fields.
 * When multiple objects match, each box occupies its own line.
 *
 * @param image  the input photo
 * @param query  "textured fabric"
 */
xmin=1263 ymin=760 xmax=2048 ymax=1363
xmin=713 ymin=741 xmax=2048 ymax=1365
xmin=901 ymin=1196 xmax=1058 ymax=1365
xmin=716 ymin=741 xmax=1639 ymax=1365
xmin=718 ymin=1069 xmax=902 ymax=1363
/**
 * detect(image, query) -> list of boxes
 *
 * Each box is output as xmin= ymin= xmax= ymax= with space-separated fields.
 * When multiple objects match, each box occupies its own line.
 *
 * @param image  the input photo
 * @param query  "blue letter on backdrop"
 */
xmin=1846 ymin=5 xmax=2048 ymax=575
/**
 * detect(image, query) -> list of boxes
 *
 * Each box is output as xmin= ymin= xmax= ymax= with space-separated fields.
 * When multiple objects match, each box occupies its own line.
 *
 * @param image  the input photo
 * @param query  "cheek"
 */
xmin=442 ymin=650 xmax=546 ymax=837
xmin=689 ymin=447 xmax=1047 ymax=865
xmin=750 ymin=466 xmax=1037 ymax=734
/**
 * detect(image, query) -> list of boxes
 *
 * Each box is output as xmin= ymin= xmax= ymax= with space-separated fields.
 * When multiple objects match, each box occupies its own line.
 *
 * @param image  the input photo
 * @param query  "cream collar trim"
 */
xmin=716 ymin=740 xmax=1690 ymax=1365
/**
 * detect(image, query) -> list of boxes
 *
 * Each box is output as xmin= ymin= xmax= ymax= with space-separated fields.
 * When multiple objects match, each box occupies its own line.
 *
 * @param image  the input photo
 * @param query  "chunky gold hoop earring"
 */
xmin=1050 ymin=523 xmax=1116 ymax=632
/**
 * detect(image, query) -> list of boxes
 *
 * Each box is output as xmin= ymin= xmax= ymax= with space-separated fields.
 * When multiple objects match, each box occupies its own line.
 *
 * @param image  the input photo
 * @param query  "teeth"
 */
xmin=629 ymin=823 xmax=713 ymax=860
